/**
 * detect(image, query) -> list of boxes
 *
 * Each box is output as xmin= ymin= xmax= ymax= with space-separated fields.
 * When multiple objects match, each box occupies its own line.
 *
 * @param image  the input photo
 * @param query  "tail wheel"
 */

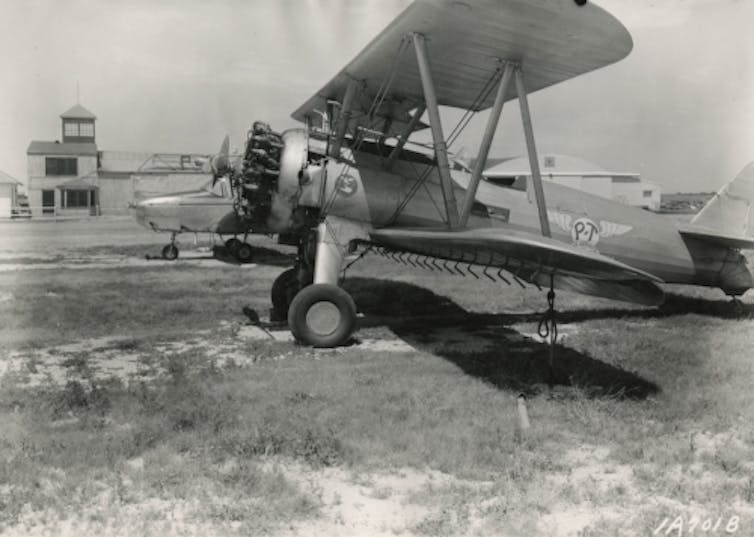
xmin=162 ymin=244 xmax=179 ymax=260
xmin=288 ymin=284 xmax=357 ymax=348
xmin=235 ymin=243 xmax=253 ymax=263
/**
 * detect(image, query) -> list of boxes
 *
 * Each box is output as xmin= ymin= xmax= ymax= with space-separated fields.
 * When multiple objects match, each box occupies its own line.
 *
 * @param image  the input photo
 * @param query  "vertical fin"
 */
xmin=691 ymin=162 xmax=754 ymax=237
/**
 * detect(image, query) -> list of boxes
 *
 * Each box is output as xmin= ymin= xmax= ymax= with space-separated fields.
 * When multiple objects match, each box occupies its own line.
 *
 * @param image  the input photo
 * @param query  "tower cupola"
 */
xmin=60 ymin=104 xmax=96 ymax=143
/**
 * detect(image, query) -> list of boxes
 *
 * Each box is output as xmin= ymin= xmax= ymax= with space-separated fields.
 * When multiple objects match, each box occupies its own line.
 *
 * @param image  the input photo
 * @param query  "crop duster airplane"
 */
xmin=130 ymin=137 xmax=256 ymax=261
xmin=139 ymin=0 xmax=754 ymax=347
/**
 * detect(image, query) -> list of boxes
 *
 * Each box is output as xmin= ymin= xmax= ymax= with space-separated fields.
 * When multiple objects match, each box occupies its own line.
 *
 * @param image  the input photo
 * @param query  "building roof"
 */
xmin=56 ymin=177 xmax=97 ymax=190
xmin=60 ymin=104 xmax=97 ymax=120
xmin=484 ymin=154 xmax=638 ymax=178
xmin=0 ymin=170 xmax=20 ymax=185
xmin=27 ymin=141 xmax=98 ymax=156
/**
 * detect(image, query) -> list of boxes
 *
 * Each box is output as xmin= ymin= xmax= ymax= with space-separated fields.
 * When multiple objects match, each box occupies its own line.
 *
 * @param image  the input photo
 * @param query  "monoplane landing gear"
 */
xmin=235 ymin=242 xmax=253 ymax=263
xmin=162 ymin=233 xmax=179 ymax=260
xmin=225 ymin=237 xmax=242 ymax=256
xmin=225 ymin=236 xmax=253 ymax=263
xmin=729 ymin=296 xmax=745 ymax=316
xmin=288 ymin=284 xmax=357 ymax=348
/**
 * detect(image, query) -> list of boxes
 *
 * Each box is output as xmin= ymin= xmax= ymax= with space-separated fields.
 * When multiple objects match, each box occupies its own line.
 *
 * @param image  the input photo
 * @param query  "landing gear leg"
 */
xmin=162 ymin=232 xmax=179 ymax=260
xmin=270 ymin=231 xmax=316 ymax=322
xmin=287 ymin=220 xmax=357 ymax=347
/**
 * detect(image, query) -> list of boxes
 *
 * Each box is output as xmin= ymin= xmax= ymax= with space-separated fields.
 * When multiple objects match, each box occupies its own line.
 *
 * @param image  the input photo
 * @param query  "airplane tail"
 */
xmin=681 ymin=162 xmax=754 ymax=249
xmin=691 ymin=162 xmax=754 ymax=236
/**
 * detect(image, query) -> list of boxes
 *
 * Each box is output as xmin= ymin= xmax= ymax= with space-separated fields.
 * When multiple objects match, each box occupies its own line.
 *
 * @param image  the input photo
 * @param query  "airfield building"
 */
xmin=483 ymin=154 xmax=661 ymax=211
xmin=0 ymin=170 xmax=22 ymax=218
xmin=26 ymin=104 xmax=210 ymax=217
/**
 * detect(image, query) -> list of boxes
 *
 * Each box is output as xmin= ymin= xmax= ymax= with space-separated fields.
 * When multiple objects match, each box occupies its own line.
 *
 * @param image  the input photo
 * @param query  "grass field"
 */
xmin=1 ymin=224 xmax=753 ymax=536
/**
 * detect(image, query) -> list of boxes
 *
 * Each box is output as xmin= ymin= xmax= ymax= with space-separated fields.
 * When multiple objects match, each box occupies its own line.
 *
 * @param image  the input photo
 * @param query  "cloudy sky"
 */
xmin=1 ymin=0 xmax=752 ymax=193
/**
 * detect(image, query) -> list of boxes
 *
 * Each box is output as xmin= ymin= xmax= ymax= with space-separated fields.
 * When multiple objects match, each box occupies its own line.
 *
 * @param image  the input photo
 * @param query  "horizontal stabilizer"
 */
xmin=369 ymin=227 xmax=665 ymax=306
xmin=679 ymin=228 xmax=754 ymax=250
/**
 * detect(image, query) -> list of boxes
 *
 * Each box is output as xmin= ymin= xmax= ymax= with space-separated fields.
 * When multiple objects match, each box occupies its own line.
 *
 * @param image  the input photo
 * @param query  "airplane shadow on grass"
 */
xmin=341 ymin=278 xmax=754 ymax=400
xmin=212 ymin=245 xmax=296 ymax=267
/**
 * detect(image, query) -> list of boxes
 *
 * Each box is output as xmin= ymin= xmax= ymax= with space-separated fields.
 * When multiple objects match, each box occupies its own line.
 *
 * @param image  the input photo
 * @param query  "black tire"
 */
xmin=235 ymin=243 xmax=253 ymax=263
xmin=162 ymin=244 xmax=179 ymax=260
xmin=271 ymin=268 xmax=298 ymax=321
xmin=288 ymin=284 xmax=357 ymax=347
xmin=225 ymin=238 xmax=242 ymax=256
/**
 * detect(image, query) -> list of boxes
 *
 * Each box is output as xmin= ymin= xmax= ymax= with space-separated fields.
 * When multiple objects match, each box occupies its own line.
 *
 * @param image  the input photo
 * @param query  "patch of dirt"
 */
xmin=270 ymin=461 xmax=479 ymax=537
xmin=0 ymin=326 xmax=421 ymax=388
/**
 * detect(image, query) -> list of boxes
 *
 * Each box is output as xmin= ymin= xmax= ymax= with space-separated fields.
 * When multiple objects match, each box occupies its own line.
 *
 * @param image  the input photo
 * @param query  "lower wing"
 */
xmin=368 ymin=227 xmax=665 ymax=306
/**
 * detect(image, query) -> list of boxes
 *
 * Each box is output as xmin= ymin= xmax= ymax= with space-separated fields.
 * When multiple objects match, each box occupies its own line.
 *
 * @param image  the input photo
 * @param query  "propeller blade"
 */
xmin=210 ymin=135 xmax=231 ymax=186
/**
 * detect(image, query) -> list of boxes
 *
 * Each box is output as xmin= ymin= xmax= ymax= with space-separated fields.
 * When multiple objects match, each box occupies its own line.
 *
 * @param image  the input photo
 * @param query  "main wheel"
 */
xmin=162 ymin=244 xmax=179 ymax=260
xmin=288 ymin=284 xmax=357 ymax=348
xmin=271 ymin=268 xmax=298 ymax=322
xmin=235 ymin=242 xmax=253 ymax=263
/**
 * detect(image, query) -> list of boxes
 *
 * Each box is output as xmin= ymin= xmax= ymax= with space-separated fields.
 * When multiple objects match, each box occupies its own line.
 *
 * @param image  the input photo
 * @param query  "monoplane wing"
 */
xmin=370 ymin=227 xmax=665 ymax=306
xmin=291 ymin=0 xmax=632 ymax=136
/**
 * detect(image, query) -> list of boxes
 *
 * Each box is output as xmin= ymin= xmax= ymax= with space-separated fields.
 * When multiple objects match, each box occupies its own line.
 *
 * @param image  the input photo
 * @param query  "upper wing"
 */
xmin=292 ymin=0 xmax=632 ymax=134
xmin=369 ymin=227 xmax=665 ymax=306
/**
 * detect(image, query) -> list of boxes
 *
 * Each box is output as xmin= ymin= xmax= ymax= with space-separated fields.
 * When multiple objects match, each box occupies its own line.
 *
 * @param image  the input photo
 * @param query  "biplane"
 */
xmin=148 ymin=0 xmax=754 ymax=347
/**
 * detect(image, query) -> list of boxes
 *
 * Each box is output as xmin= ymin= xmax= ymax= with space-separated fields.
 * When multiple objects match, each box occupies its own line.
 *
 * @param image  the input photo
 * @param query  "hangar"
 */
xmin=26 ymin=104 xmax=210 ymax=217
xmin=483 ymin=154 xmax=662 ymax=211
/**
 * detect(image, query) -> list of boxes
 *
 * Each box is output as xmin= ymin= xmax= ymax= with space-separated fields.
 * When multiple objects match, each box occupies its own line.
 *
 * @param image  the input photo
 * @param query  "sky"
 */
xmin=0 ymin=0 xmax=752 ymax=193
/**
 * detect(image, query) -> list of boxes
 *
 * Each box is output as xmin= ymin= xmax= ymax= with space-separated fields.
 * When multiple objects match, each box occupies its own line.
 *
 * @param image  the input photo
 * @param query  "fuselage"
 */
xmin=131 ymin=180 xmax=248 ymax=235
xmin=293 ymin=134 xmax=750 ymax=296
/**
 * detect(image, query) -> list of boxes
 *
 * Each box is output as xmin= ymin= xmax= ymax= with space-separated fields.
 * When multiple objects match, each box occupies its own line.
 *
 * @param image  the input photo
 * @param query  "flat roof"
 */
xmin=55 ymin=177 xmax=97 ymax=190
xmin=27 ymin=141 xmax=98 ymax=156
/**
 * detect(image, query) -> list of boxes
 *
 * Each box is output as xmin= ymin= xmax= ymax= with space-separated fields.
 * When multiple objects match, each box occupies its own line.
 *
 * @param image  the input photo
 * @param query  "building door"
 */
xmin=89 ymin=190 xmax=98 ymax=216
xmin=42 ymin=190 xmax=55 ymax=215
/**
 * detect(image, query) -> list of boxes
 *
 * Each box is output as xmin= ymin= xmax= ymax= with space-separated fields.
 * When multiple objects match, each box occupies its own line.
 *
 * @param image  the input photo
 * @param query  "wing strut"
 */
xmin=330 ymin=78 xmax=359 ymax=158
xmin=459 ymin=61 xmax=514 ymax=227
xmin=412 ymin=32 xmax=460 ymax=229
xmin=514 ymin=68 xmax=551 ymax=238
xmin=384 ymin=103 xmax=427 ymax=171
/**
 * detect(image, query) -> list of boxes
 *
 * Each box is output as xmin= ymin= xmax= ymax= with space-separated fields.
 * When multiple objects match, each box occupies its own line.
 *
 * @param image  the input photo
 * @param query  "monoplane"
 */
xmin=130 ymin=138 xmax=256 ymax=261
xmin=164 ymin=0 xmax=754 ymax=346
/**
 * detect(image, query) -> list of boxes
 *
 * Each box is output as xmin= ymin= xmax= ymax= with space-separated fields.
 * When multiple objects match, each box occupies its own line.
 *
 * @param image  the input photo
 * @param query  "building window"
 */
xmin=643 ymin=190 xmax=653 ymax=198
xmin=45 ymin=157 xmax=77 ymax=176
xmin=64 ymin=122 xmax=79 ymax=137
xmin=79 ymin=122 xmax=94 ymax=137
xmin=63 ymin=121 xmax=94 ymax=138
xmin=63 ymin=190 xmax=89 ymax=208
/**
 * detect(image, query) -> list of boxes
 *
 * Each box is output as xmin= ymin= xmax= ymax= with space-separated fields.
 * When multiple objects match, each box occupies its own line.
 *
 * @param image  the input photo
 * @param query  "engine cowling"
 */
xmin=266 ymin=129 xmax=309 ymax=232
